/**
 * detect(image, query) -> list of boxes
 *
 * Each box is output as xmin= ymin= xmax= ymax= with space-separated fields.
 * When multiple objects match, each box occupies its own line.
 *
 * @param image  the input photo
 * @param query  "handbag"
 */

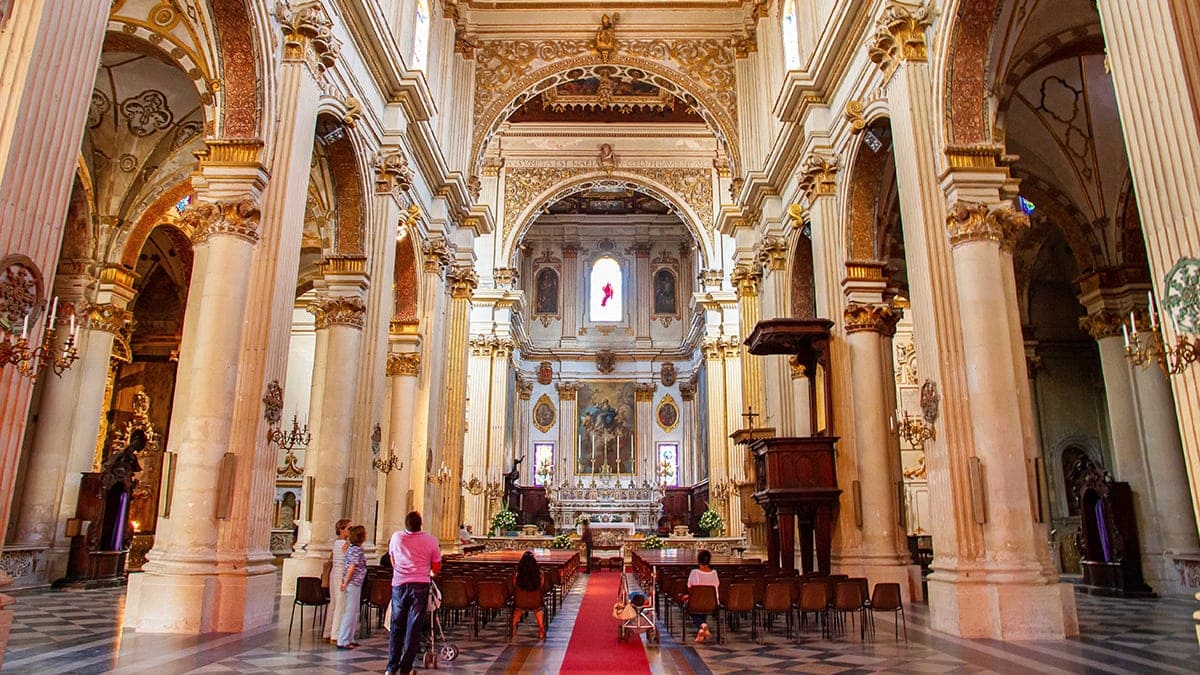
xmin=612 ymin=601 xmax=636 ymax=621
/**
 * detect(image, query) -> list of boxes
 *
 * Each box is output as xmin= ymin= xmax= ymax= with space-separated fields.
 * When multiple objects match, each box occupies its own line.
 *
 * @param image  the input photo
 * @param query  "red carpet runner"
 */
xmin=559 ymin=571 xmax=652 ymax=674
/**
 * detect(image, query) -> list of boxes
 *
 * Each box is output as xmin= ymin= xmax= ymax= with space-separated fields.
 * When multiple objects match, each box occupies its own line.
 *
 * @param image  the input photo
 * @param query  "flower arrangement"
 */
xmin=491 ymin=509 xmax=519 ymax=534
xmin=698 ymin=509 xmax=724 ymax=534
xmin=575 ymin=513 xmax=592 ymax=526
xmin=641 ymin=534 xmax=665 ymax=550
xmin=550 ymin=533 xmax=574 ymax=549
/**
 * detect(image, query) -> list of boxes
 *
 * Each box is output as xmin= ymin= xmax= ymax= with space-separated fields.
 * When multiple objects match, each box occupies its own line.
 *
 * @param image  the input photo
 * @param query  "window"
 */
xmin=589 ymin=256 xmax=622 ymax=322
xmin=533 ymin=442 xmax=555 ymax=486
xmin=1018 ymin=195 xmax=1036 ymax=215
xmin=657 ymin=442 xmax=679 ymax=487
xmin=412 ymin=0 xmax=430 ymax=71
xmin=782 ymin=0 xmax=801 ymax=70
xmin=175 ymin=194 xmax=192 ymax=214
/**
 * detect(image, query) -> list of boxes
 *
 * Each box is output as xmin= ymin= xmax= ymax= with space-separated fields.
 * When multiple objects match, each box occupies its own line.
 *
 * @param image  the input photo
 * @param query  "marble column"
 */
xmin=10 ymin=270 xmax=134 ymax=584
xmin=383 ymin=343 xmax=421 ymax=540
xmin=635 ymin=383 xmax=657 ymax=480
xmin=463 ymin=336 xmax=495 ymax=530
xmin=757 ymin=236 xmax=797 ymax=435
xmin=0 ymin=1 xmax=108 ymax=655
xmin=413 ymin=237 xmax=450 ymax=521
xmin=842 ymin=301 xmax=911 ymax=598
xmin=557 ymin=382 xmax=580 ymax=482
xmin=871 ymin=3 xmax=1075 ymax=638
xmin=135 ymin=153 xmax=269 ymax=634
xmin=1096 ymin=0 xmax=1200 ymax=624
xmin=436 ymin=265 xmax=477 ymax=543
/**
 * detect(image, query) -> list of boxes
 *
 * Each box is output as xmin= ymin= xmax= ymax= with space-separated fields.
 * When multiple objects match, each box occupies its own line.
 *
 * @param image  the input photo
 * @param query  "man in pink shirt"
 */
xmin=386 ymin=511 xmax=442 ymax=675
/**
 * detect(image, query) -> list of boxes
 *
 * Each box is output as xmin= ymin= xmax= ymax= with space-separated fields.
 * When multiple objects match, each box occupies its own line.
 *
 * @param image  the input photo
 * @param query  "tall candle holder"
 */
xmin=891 ymin=410 xmax=935 ymax=450
xmin=0 ymin=298 xmax=79 ymax=382
xmin=1122 ymin=293 xmax=1198 ymax=375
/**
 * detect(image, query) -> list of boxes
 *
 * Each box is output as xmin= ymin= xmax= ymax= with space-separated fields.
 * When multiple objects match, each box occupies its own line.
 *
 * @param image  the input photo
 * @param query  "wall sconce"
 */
xmin=373 ymin=442 xmax=403 ymax=474
xmin=0 ymin=297 xmax=79 ymax=382
xmin=267 ymin=413 xmax=311 ymax=451
xmin=710 ymin=478 xmax=736 ymax=502
xmin=892 ymin=410 xmax=935 ymax=449
xmin=429 ymin=462 xmax=453 ymax=485
xmin=1123 ymin=294 xmax=1198 ymax=375
xmin=464 ymin=475 xmax=484 ymax=495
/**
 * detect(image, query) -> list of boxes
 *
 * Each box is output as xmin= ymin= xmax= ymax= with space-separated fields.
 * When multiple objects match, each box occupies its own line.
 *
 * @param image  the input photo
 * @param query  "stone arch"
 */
xmin=789 ymin=230 xmax=816 ymax=319
xmin=502 ymin=171 xmax=714 ymax=268
xmin=394 ymin=231 xmax=420 ymax=320
xmin=473 ymin=59 xmax=738 ymax=176
xmin=942 ymin=0 xmax=1002 ymax=146
xmin=842 ymin=117 xmax=895 ymax=263
xmin=119 ymin=181 xmax=196 ymax=269
xmin=209 ymin=0 xmax=263 ymax=138
xmin=315 ymin=114 xmax=368 ymax=256
xmin=993 ymin=24 xmax=1106 ymax=128
xmin=1048 ymin=434 xmax=1104 ymax=519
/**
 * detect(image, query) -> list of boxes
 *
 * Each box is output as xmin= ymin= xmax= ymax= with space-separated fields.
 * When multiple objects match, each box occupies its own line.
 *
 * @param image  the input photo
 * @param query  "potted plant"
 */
xmin=491 ymin=509 xmax=519 ymax=536
xmin=550 ymin=533 xmax=574 ymax=549
xmin=697 ymin=509 xmax=724 ymax=537
xmin=641 ymin=534 xmax=665 ymax=550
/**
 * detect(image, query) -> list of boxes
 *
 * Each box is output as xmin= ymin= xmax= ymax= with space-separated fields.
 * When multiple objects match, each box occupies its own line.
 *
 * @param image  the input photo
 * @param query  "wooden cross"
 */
xmin=741 ymin=406 xmax=759 ymax=430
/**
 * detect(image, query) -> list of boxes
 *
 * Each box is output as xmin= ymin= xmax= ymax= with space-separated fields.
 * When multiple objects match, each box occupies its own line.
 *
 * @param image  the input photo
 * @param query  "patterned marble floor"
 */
xmin=3 ymin=571 xmax=1197 ymax=674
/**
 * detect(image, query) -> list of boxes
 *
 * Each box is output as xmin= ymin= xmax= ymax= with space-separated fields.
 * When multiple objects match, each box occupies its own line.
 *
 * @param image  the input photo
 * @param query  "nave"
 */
xmin=4 ymin=569 xmax=1194 ymax=674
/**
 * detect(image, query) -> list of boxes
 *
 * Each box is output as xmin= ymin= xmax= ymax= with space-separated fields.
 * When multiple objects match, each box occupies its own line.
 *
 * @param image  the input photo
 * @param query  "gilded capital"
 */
xmin=868 ymin=2 xmax=931 ymax=76
xmin=845 ymin=99 xmax=866 ymax=135
xmin=798 ymin=153 xmax=839 ymax=203
xmin=448 ymin=266 xmax=479 ymax=299
xmin=372 ymin=151 xmax=414 ymax=195
xmin=844 ymin=301 xmax=901 ymax=335
xmin=634 ymin=382 xmax=657 ymax=402
xmin=730 ymin=263 xmax=762 ymax=298
xmin=421 ymin=238 xmax=452 ymax=275
xmin=86 ymin=303 xmax=134 ymax=336
xmin=1079 ymin=310 xmax=1125 ymax=340
xmin=755 ymin=236 xmax=789 ymax=272
xmin=679 ymin=381 xmax=696 ymax=401
xmin=309 ymin=296 xmax=366 ymax=329
xmin=556 ymin=381 xmax=580 ymax=400
xmin=275 ymin=0 xmax=339 ymax=72
xmin=702 ymin=338 xmax=725 ymax=361
xmin=516 ymin=376 xmax=534 ymax=400
xmin=700 ymin=269 xmax=724 ymax=290
xmin=183 ymin=198 xmax=261 ymax=245
xmin=946 ymin=201 xmax=1029 ymax=250
xmin=387 ymin=352 xmax=421 ymax=377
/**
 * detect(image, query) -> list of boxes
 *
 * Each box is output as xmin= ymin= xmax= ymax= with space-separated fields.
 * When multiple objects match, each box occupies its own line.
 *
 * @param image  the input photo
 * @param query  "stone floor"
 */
xmin=2 ymin=572 xmax=1197 ymax=673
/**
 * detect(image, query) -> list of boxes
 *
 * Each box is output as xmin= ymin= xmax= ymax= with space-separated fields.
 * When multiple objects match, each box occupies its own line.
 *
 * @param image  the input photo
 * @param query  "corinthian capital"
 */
xmin=843 ymin=301 xmax=901 ymax=336
xmin=387 ymin=352 xmax=421 ymax=377
xmin=86 ymin=303 xmax=134 ymax=337
xmin=275 ymin=1 xmax=339 ymax=72
xmin=183 ymin=198 xmax=261 ymax=245
xmin=1079 ymin=310 xmax=1125 ymax=340
xmin=868 ymin=2 xmax=931 ymax=76
xmin=946 ymin=201 xmax=1030 ymax=250
xmin=556 ymin=381 xmax=580 ymax=399
xmin=634 ymin=382 xmax=658 ymax=402
xmin=730 ymin=263 xmax=762 ymax=297
xmin=309 ymin=296 xmax=366 ymax=329
xmin=447 ymin=265 xmax=479 ymax=299
xmin=421 ymin=237 xmax=451 ymax=275
xmin=372 ymin=151 xmax=414 ymax=196
xmin=755 ymin=236 xmax=789 ymax=272
xmin=798 ymin=153 xmax=839 ymax=203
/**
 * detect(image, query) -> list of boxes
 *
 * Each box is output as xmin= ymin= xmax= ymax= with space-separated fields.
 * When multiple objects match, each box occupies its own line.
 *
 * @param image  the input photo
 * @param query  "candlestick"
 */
xmin=49 ymin=297 xmax=58 ymax=325
xmin=1122 ymin=322 xmax=1130 ymax=349
xmin=21 ymin=314 xmax=28 ymax=340
xmin=1148 ymin=292 xmax=1158 ymax=329
xmin=1129 ymin=310 xmax=1138 ymax=336
xmin=69 ymin=313 xmax=76 ymax=337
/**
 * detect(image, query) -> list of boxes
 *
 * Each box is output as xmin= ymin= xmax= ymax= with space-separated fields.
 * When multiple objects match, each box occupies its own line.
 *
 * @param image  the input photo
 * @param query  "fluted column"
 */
xmin=487 ymin=338 xmax=514 ymax=499
xmin=515 ymin=377 xmax=533 ymax=482
xmin=731 ymin=261 xmax=766 ymax=426
xmin=561 ymin=246 xmax=580 ymax=341
xmin=634 ymin=383 xmax=657 ymax=480
xmin=557 ymin=382 xmax=580 ymax=481
xmin=702 ymin=340 xmax=730 ymax=524
xmin=679 ymin=382 xmax=698 ymax=485
xmin=463 ymin=336 xmax=495 ymax=530
xmin=383 ymin=344 xmax=421 ymax=540
xmin=436 ymin=265 xmax=477 ymax=542
xmin=1096 ymin=0 xmax=1200 ymax=620
xmin=136 ymin=160 xmax=268 ymax=634
xmin=413 ymin=237 xmax=450 ymax=520
xmin=757 ymin=237 xmax=797 ymax=434
xmin=632 ymin=243 xmax=652 ymax=345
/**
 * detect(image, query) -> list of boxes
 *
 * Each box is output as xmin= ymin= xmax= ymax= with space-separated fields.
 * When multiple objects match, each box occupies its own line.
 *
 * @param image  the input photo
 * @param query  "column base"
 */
xmin=835 ymin=558 xmax=921 ymax=602
xmin=281 ymin=554 xmax=326 ymax=597
xmin=927 ymin=574 xmax=1078 ymax=639
xmin=128 ymin=563 xmax=279 ymax=633
xmin=1149 ymin=553 xmax=1200 ymax=597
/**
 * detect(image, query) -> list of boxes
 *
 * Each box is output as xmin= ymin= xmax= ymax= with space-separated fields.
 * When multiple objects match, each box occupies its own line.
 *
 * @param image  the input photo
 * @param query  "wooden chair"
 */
xmin=511 ymin=586 xmax=545 ymax=641
xmin=796 ymin=581 xmax=830 ymax=639
xmin=289 ymin=576 xmax=329 ymax=639
xmin=759 ymin=581 xmax=794 ymax=641
xmin=721 ymin=582 xmax=756 ymax=642
xmin=832 ymin=581 xmax=866 ymax=639
xmin=440 ymin=579 xmax=475 ymax=638
xmin=684 ymin=585 xmax=721 ymax=644
xmin=474 ymin=580 xmax=511 ymax=637
xmin=868 ymin=582 xmax=907 ymax=641
xmin=360 ymin=575 xmax=392 ymax=637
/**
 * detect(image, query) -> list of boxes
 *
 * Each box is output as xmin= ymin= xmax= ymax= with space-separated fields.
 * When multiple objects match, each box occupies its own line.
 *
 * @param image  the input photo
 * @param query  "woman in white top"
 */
xmin=324 ymin=518 xmax=352 ymax=642
xmin=686 ymin=549 xmax=718 ymax=643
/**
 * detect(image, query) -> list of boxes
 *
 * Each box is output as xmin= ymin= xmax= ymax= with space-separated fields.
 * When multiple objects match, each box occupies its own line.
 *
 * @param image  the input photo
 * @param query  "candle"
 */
xmin=69 ymin=313 xmax=76 ymax=337
xmin=1148 ymin=292 xmax=1158 ymax=329
xmin=1122 ymin=322 xmax=1130 ymax=349
xmin=21 ymin=314 xmax=28 ymax=340
xmin=1129 ymin=310 xmax=1138 ymax=336
xmin=49 ymin=297 xmax=58 ymax=325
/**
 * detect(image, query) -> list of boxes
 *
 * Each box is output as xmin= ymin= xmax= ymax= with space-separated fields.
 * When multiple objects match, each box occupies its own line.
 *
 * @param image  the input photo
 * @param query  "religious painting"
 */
xmin=576 ymin=381 xmax=636 ymax=474
xmin=537 ymin=360 xmax=553 ymax=385
xmin=656 ymin=394 xmax=679 ymax=432
xmin=653 ymin=268 xmax=677 ymax=316
xmin=534 ymin=267 xmax=558 ymax=315
xmin=533 ymin=394 xmax=556 ymax=433
xmin=660 ymin=362 xmax=676 ymax=387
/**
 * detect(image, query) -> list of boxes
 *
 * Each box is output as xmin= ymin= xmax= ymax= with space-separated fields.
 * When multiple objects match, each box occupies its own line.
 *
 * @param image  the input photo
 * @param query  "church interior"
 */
xmin=1 ymin=0 xmax=1199 ymax=671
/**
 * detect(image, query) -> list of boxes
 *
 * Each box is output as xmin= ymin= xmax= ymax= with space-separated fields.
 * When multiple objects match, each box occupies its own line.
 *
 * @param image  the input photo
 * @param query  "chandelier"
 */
xmin=267 ymin=413 xmax=311 ymax=452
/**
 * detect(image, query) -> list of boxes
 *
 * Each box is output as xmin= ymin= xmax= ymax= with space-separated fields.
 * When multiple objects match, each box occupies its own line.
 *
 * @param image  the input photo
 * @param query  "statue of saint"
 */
xmin=595 ymin=13 xmax=618 ymax=59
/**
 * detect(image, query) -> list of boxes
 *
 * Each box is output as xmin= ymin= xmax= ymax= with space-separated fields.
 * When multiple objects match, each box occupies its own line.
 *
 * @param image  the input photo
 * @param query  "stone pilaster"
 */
xmin=463 ymin=336 xmax=496 ymax=530
xmin=757 ymin=236 xmax=797 ymax=435
xmin=556 ymin=381 xmax=580 ymax=482
xmin=414 ymin=237 xmax=450 ymax=521
xmin=679 ymin=381 xmax=699 ymax=485
xmin=631 ymin=243 xmax=652 ymax=345
xmin=383 ymin=339 xmax=421 ymax=542
xmin=634 ymin=383 xmax=657 ymax=479
xmin=561 ymin=246 xmax=580 ymax=341
xmin=515 ymin=376 xmax=533 ymax=482
xmin=436 ymin=265 xmax=477 ymax=542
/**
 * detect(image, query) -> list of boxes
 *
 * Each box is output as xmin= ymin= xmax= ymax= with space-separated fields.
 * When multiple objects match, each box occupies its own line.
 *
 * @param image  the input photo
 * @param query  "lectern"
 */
xmin=744 ymin=319 xmax=841 ymax=574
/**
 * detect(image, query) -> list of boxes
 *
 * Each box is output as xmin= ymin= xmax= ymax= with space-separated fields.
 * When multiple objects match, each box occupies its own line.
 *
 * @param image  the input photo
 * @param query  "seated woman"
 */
xmin=686 ymin=549 xmax=719 ymax=643
xmin=512 ymin=551 xmax=547 ymax=640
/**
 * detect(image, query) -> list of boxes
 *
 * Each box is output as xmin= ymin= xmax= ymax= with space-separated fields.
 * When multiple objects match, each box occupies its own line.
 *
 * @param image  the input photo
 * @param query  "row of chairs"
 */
xmin=433 ymin=567 xmax=571 ymax=640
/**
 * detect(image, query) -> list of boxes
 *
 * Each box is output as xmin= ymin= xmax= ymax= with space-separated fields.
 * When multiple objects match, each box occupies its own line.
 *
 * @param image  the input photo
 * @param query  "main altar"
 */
xmin=546 ymin=475 xmax=664 ymax=531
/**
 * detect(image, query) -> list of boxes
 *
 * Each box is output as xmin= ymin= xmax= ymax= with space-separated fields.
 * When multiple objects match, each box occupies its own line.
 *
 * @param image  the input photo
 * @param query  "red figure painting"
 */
xmin=601 ymin=282 xmax=614 ymax=306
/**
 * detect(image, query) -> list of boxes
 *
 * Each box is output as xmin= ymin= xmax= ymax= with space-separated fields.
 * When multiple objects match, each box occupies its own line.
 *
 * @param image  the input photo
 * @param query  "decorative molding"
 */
xmin=730 ymin=262 xmax=761 ymax=298
xmin=894 ymin=340 xmax=918 ymax=384
xmin=182 ymin=198 xmax=261 ymax=245
xmin=700 ymin=269 xmax=723 ymax=290
xmin=341 ymin=96 xmax=363 ymax=127
xmin=920 ymin=379 xmax=939 ymax=424
xmin=533 ymin=393 xmax=557 ymax=433
xmin=556 ymin=380 xmax=580 ymax=400
xmin=798 ymin=153 xmax=839 ymax=203
xmin=1162 ymin=257 xmax=1200 ymax=334
xmin=1079 ymin=310 xmax=1125 ymax=341
xmin=308 ymin=296 xmax=366 ymax=329
xmin=844 ymin=302 xmax=901 ymax=336
xmin=85 ymin=303 xmax=134 ymax=337
xmin=634 ymin=382 xmax=657 ymax=402
xmin=656 ymin=393 xmax=680 ymax=432
xmin=596 ymin=349 xmax=616 ymax=374
xmin=516 ymin=375 xmax=534 ymax=400
xmin=372 ymin=151 xmax=414 ymax=195
xmin=421 ymin=237 xmax=452 ymax=275
xmin=0 ymin=255 xmax=43 ymax=333
xmin=274 ymin=0 xmax=339 ymax=73
xmin=660 ymin=362 xmax=677 ymax=387
xmin=755 ymin=236 xmax=788 ymax=272
xmin=448 ymin=266 xmax=479 ymax=299
xmin=593 ymin=13 xmax=619 ymax=60
xmin=493 ymin=267 xmax=518 ymax=288
xmin=946 ymin=201 xmax=1029 ymax=251
xmin=263 ymin=380 xmax=284 ymax=426
xmin=387 ymin=352 xmax=421 ymax=376
xmin=789 ymin=354 xmax=807 ymax=379
xmin=844 ymin=99 xmax=866 ymax=134
xmin=679 ymin=380 xmax=696 ymax=401
xmin=868 ymin=1 xmax=931 ymax=77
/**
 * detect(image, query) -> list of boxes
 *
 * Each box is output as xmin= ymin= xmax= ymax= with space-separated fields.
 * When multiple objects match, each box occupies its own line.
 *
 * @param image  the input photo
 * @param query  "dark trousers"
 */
xmin=387 ymin=582 xmax=430 ymax=675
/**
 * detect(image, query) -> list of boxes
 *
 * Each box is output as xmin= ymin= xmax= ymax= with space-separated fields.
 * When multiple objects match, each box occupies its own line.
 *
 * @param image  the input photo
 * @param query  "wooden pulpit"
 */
xmin=744 ymin=319 xmax=841 ymax=574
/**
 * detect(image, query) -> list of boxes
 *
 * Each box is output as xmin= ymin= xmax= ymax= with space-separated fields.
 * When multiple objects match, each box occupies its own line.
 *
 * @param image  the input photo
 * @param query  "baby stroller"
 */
xmin=614 ymin=569 xmax=659 ymax=644
xmin=422 ymin=580 xmax=459 ymax=669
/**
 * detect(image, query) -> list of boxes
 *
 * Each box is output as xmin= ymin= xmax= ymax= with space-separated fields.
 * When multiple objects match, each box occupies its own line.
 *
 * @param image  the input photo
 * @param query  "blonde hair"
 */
xmin=335 ymin=518 xmax=351 ymax=536
xmin=348 ymin=525 xmax=367 ymax=546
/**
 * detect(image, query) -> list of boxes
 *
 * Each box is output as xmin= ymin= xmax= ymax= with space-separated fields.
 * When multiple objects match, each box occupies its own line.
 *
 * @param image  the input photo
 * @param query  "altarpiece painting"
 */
xmin=576 ymin=380 xmax=635 ymax=474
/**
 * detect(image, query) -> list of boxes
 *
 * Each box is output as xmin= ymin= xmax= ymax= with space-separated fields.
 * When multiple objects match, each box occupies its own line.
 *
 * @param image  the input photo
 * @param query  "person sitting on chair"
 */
xmin=511 ymin=551 xmax=547 ymax=640
xmin=685 ymin=549 xmax=718 ymax=643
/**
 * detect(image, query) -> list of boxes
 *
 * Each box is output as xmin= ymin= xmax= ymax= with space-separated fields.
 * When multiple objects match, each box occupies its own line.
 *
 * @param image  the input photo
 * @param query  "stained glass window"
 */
xmin=589 ymin=256 xmax=622 ymax=322
xmin=533 ymin=442 xmax=555 ymax=486
xmin=1018 ymin=195 xmax=1036 ymax=215
xmin=782 ymin=0 xmax=801 ymax=69
xmin=175 ymin=194 xmax=192 ymax=214
xmin=412 ymin=0 xmax=430 ymax=71
xmin=657 ymin=442 xmax=679 ymax=487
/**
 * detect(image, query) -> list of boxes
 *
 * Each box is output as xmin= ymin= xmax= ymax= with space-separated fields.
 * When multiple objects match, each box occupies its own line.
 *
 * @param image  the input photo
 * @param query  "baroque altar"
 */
xmin=546 ymin=475 xmax=664 ymax=531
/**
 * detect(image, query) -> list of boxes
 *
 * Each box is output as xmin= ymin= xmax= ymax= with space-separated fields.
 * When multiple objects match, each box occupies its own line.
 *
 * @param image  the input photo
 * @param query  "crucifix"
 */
xmin=741 ymin=406 xmax=760 ymax=430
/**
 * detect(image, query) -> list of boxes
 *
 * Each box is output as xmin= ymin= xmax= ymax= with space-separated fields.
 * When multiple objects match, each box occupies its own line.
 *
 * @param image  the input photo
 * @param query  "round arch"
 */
xmin=393 ymin=229 xmax=420 ymax=320
xmin=501 ymin=171 xmax=715 ymax=268
xmin=473 ymin=59 xmax=739 ymax=177
xmin=314 ymin=113 xmax=369 ymax=257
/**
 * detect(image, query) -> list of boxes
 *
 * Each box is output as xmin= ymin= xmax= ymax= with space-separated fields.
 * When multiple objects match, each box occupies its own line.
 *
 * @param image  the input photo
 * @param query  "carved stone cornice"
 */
xmin=274 ymin=0 xmax=338 ymax=73
xmin=634 ymin=382 xmax=657 ymax=402
xmin=868 ymin=2 xmax=931 ymax=76
xmin=421 ymin=238 xmax=452 ymax=275
xmin=372 ymin=151 xmax=414 ymax=196
xmin=845 ymin=99 xmax=866 ymax=135
xmin=183 ymin=198 xmax=261 ymax=246
xmin=755 ymin=236 xmax=788 ymax=272
xmin=1079 ymin=310 xmax=1125 ymax=340
xmin=320 ymin=255 xmax=366 ymax=275
xmin=386 ymin=352 xmax=421 ymax=377
xmin=308 ymin=296 xmax=366 ymax=329
xmin=730 ymin=263 xmax=762 ymax=298
xmin=556 ymin=381 xmax=580 ymax=400
xmin=516 ymin=375 xmax=533 ymax=400
xmin=946 ymin=202 xmax=1030 ymax=251
xmin=447 ymin=266 xmax=479 ymax=299
xmin=798 ymin=154 xmax=839 ymax=203
xmin=844 ymin=302 xmax=901 ymax=336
